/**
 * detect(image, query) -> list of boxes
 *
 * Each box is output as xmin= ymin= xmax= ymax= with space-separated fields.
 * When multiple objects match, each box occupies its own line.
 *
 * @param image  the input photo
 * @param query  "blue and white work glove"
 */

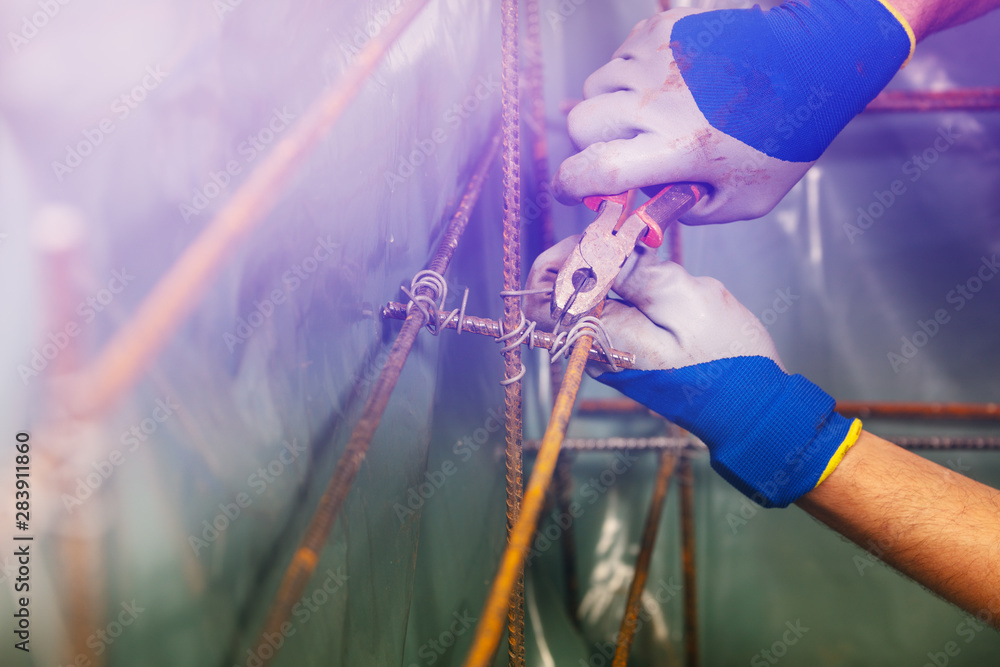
xmin=525 ymin=238 xmax=862 ymax=508
xmin=555 ymin=0 xmax=916 ymax=224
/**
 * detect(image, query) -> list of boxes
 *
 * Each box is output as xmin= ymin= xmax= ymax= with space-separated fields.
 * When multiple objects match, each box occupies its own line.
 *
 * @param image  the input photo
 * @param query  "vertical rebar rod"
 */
xmin=68 ymin=0 xmax=433 ymax=419
xmin=523 ymin=0 xmax=554 ymax=252
xmin=500 ymin=0 xmax=525 ymax=663
xmin=612 ymin=450 xmax=678 ymax=667
xmin=249 ymin=133 xmax=500 ymax=667
xmin=463 ymin=331 xmax=595 ymax=667
xmin=679 ymin=455 xmax=699 ymax=667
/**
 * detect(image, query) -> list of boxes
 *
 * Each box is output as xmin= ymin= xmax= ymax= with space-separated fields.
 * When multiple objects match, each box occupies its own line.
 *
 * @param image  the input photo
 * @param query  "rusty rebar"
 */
xmin=679 ymin=456 xmax=698 ymax=667
xmin=380 ymin=301 xmax=635 ymax=368
xmin=499 ymin=0 xmax=525 ymax=662
xmin=463 ymin=328 xmax=596 ymax=667
xmin=248 ymin=132 xmax=500 ymax=667
xmin=523 ymin=0 xmax=554 ymax=253
xmin=68 ymin=0 xmax=434 ymax=419
xmin=836 ymin=401 xmax=1000 ymax=421
xmin=527 ymin=435 xmax=1000 ymax=451
xmin=613 ymin=450 xmax=678 ymax=667
xmin=865 ymin=88 xmax=1000 ymax=113
xmin=579 ymin=398 xmax=1000 ymax=422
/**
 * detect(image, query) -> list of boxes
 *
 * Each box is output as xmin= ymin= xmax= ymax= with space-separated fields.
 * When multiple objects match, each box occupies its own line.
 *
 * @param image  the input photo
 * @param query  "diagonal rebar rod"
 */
xmin=613 ymin=450 xmax=678 ymax=667
xmin=67 ymin=0 xmax=433 ymax=419
xmin=247 ymin=132 xmax=501 ymax=667
xmin=463 ymin=324 xmax=597 ymax=667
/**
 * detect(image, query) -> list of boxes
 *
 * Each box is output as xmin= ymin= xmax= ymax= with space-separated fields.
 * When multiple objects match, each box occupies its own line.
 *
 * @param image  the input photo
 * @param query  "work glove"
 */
xmin=525 ymin=237 xmax=862 ymax=508
xmin=554 ymin=0 xmax=915 ymax=224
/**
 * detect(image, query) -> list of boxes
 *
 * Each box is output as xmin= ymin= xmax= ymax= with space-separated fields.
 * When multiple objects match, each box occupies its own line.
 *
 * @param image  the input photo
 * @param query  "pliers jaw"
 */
xmin=550 ymin=184 xmax=705 ymax=330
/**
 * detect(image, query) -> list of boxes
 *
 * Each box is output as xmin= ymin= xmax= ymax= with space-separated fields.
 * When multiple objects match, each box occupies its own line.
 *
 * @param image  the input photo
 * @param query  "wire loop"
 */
xmin=401 ymin=270 xmax=468 ymax=336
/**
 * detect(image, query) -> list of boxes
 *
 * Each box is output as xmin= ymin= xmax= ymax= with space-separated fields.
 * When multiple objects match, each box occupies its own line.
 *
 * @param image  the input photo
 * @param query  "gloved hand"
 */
xmin=525 ymin=237 xmax=862 ymax=508
xmin=554 ymin=0 xmax=915 ymax=225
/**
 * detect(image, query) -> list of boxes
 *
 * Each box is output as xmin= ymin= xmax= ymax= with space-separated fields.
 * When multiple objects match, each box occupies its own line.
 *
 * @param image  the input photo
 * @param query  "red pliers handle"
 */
xmin=552 ymin=183 xmax=706 ymax=325
xmin=583 ymin=183 xmax=704 ymax=249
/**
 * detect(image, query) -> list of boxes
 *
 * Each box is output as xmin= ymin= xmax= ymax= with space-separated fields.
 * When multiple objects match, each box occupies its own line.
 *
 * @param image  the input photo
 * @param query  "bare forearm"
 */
xmin=889 ymin=0 xmax=1000 ymax=40
xmin=797 ymin=430 xmax=1000 ymax=625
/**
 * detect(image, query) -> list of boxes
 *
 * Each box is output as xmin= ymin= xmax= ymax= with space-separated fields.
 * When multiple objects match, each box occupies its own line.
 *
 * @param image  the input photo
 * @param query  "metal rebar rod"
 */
xmin=679 ymin=456 xmax=699 ymax=667
xmin=463 ymin=331 xmax=595 ymax=667
xmin=380 ymin=302 xmax=636 ymax=369
xmin=613 ymin=451 xmax=678 ymax=667
xmin=528 ymin=435 xmax=1000 ymax=452
xmin=864 ymin=88 xmax=1000 ymax=113
xmin=67 ymin=0 xmax=433 ymax=419
xmin=523 ymin=0 xmax=554 ymax=253
xmin=836 ymin=401 xmax=1000 ymax=421
xmin=499 ymin=0 xmax=525 ymax=662
xmin=579 ymin=398 xmax=1000 ymax=422
xmin=248 ymin=132 xmax=500 ymax=667
xmin=524 ymin=437 xmax=697 ymax=452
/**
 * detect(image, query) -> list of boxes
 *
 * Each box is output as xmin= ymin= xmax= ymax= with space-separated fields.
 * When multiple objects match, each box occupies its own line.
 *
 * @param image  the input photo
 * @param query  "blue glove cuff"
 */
xmin=670 ymin=0 xmax=915 ymax=162
xmin=597 ymin=357 xmax=856 ymax=507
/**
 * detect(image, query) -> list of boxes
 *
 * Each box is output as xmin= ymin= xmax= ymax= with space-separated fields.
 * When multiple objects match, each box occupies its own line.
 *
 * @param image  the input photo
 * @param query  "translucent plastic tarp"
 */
xmin=2 ymin=0 xmax=999 ymax=666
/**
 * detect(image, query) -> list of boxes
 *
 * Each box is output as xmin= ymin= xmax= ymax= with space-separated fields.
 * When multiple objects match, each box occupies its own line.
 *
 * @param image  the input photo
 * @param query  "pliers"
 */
xmin=552 ymin=183 xmax=706 ymax=328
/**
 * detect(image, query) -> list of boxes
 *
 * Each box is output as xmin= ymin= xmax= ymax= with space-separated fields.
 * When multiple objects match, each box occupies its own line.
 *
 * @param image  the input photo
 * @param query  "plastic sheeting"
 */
xmin=2 ymin=0 xmax=506 ymax=665
xmin=1 ymin=0 xmax=998 ymax=666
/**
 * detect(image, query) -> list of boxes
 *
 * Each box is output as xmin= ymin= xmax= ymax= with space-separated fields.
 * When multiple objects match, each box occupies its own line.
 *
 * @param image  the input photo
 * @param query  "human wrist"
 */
xmin=597 ymin=358 xmax=862 ymax=507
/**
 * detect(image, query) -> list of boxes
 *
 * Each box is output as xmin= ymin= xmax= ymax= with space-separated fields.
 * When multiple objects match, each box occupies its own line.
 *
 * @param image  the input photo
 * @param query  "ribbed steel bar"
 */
xmin=679 ymin=456 xmax=699 ymax=667
xmin=527 ymin=435 xmax=1000 ymax=452
xmin=68 ymin=0 xmax=433 ymax=419
xmin=380 ymin=301 xmax=636 ymax=368
xmin=499 ymin=0 xmax=525 ymax=662
xmin=248 ymin=132 xmax=500 ymax=667
xmin=463 ymin=331 xmax=596 ymax=667
xmin=865 ymin=88 xmax=1000 ymax=113
xmin=579 ymin=398 xmax=1000 ymax=422
xmin=613 ymin=450 xmax=678 ymax=667
xmin=837 ymin=401 xmax=1000 ymax=421
xmin=523 ymin=0 xmax=554 ymax=252
xmin=524 ymin=437 xmax=697 ymax=452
